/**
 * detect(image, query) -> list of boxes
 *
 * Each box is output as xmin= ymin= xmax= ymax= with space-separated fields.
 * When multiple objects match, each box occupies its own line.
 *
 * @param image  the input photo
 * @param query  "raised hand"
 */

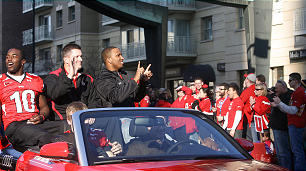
xmin=67 ymin=56 xmax=77 ymax=79
xmin=134 ymin=61 xmax=144 ymax=83
xmin=142 ymin=64 xmax=153 ymax=81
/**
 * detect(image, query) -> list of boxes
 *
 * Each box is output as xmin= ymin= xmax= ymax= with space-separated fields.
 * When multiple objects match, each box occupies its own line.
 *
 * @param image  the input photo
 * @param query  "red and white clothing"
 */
xmin=199 ymin=97 xmax=213 ymax=116
xmin=170 ymin=93 xmax=197 ymax=134
xmin=264 ymin=139 xmax=275 ymax=154
xmin=216 ymin=96 xmax=230 ymax=117
xmin=223 ymin=97 xmax=244 ymax=131
xmin=246 ymin=96 xmax=270 ymax=133
xmin=135 ymin=95 xmax=150 ymax=107
xmin=240 ymin=84 xmax=256 ymax=126
xmin=0 ymin=73 xmax=44 ymax=130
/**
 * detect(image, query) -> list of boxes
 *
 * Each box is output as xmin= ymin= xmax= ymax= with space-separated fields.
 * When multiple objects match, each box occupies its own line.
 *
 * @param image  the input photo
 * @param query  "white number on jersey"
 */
xmin=10 ymin=90 xmax=35 ymax=113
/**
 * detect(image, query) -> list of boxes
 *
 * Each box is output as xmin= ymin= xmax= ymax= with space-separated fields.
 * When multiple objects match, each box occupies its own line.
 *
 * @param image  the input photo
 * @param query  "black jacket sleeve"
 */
xmin=44 ymin=71 xmax=75 ymax=101
xmin=95 ymin=73 xmax=139 ymax=106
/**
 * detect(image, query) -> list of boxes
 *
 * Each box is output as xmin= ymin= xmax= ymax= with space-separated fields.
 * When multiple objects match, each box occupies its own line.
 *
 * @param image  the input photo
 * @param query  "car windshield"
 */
xmin=77 ymin=109 xmax=247 ymax=165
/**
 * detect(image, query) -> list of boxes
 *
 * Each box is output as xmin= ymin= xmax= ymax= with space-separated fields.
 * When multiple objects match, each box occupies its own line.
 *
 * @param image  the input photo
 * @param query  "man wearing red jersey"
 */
xmin=223 ymin=83 xmax=244 ymax=138
xmin=213 ymin=83 xmax=230 ymax=126
xmin=272 ymin=72 xmax=306 ymax=170
xmin=0 ymin=48 xmax=52 ymax=152
xmin=240 ymin=73 xmax=256 ymax=141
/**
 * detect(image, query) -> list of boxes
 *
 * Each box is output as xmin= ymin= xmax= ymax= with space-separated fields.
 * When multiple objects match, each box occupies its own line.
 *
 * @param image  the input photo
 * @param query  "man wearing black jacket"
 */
xmin=94 ymin=46 xmax=152 ymax=107
xmin=44 ymin=44 xmax=95 ymax=123
xmin=268 ymin=80 xmax=293 ymax=170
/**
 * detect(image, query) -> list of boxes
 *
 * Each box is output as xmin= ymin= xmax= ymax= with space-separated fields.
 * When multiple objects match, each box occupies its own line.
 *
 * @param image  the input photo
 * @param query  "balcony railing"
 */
xmin=167 ymin=36 xmax=196 ymax=57
xmin=294 ymin=8 xmax=306 ymax=35
xmin=120 ymin=42 xmax=146 ymax=62
xmin=139 ymin=0 xmax=195 ymax=10
xmin=24 ymin=58 xmax=59 ymax=75
xmin=23 ymin=0 xmax=53 ymax=13
xmin=101 ymin=15 xmax=119 ymax=26
xmin=23 ymin=25 xmax=53 ymax=46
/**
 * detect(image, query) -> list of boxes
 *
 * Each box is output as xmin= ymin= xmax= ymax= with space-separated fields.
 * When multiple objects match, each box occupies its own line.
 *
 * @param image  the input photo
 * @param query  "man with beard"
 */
xmin=0 ymin=48 xmax=53 ymax=152
xmin=213 ymin=83 xmax=230 ymax=126
xmin=94 ymin=46 xmax=152 ymax=107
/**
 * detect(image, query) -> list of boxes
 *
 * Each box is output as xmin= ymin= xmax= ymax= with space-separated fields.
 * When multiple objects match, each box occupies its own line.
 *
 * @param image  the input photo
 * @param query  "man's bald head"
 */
xmin=101 ymin=46 xmax=118 ymax=64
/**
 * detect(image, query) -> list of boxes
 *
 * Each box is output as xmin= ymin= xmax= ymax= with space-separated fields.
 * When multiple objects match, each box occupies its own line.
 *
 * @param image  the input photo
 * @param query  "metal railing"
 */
xmin=294 ymin=8 xmax=306 ymax=35
xmin=167 ymin=36 xmax=196 ymax=56
xmin=23 ymin=0 xmax=53 ymax=13
xmin=22 ymin=25 xmax=53 ymax=46
xmin=139 ymin=0 xmax=195 ymax=9
xmin=120 ymin=42 xmax=146 ymax=62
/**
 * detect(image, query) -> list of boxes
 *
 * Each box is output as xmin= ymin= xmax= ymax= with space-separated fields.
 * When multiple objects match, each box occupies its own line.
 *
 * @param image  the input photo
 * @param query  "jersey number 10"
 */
xmin=10 ymin=90 xmax=35 ymax=113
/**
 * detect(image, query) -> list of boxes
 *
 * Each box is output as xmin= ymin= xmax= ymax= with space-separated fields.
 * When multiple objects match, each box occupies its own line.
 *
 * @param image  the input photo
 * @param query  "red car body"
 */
xmin=12 ymin=108 xmax=287 ymax=171
xmin=16 ymin=150 xmax=286 ymax=171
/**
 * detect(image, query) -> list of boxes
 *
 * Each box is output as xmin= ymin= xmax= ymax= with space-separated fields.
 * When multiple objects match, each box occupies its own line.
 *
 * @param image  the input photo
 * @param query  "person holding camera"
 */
xmin=268 ymin=80 xmax=293 ymax=170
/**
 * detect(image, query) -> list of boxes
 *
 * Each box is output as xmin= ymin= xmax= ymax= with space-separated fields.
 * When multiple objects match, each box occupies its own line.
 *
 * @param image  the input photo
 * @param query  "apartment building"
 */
xmin=20 ymin=0 xmax=305 ymax=89
xmin=22 ymin=0 xmax=101 ymax=76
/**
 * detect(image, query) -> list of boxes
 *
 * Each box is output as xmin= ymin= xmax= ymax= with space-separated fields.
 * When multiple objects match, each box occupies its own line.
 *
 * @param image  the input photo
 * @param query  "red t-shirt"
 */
xmin=199 ymin=97 xmax=212 ymax=115
xmin=287 ymin=86 xmax=306 ymax=128
xmin=216 ymin=96 xmax=230 ymax=117
xmin=0 ymin=73 xmax=44 ymax=130
xmin=240 ymin=84 xmax=256 ymax=124
xmin=227 ymin=97 xmax=244 ymax=130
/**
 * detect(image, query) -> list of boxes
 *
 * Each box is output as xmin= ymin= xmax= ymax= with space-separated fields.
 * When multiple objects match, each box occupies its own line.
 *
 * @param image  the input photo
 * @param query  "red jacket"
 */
xmin=246 ymin=96 xmax=271 ymax=132
xmin=155 ymin=100 xmax=171 ymax=108
xmin=135 ymin=95 xmax=150 ymax=107
xmin=240 ymin=84 xmax=256 ymax=125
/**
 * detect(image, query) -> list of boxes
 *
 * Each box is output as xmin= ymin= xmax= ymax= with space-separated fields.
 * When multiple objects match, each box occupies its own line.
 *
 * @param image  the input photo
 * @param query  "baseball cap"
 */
xmin=244 ymin=73 xmax=256 ymax=82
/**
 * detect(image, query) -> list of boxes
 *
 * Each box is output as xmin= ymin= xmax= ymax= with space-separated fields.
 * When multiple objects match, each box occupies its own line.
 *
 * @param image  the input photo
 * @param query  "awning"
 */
xmin=183 ymin=64 xmax=216 ymax=82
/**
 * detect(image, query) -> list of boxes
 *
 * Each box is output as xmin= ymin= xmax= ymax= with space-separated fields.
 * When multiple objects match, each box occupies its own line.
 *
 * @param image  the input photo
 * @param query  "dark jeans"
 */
xmin=288 ymin=125 xmax=306 ymax=170
xmin=5 ymin=120 xmax=65 ymax=152
xmin=272 ymin=129 xmax=292 ymax=170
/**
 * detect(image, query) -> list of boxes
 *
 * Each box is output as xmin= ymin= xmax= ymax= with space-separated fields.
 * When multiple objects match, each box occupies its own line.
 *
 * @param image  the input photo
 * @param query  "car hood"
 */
xmin=84 ymin=159 xmax=287 ymax=171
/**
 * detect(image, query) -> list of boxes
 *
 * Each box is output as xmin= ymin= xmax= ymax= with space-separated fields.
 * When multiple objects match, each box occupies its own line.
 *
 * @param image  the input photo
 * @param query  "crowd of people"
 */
xmin=0 ymin=44 xmax=305 ymax=170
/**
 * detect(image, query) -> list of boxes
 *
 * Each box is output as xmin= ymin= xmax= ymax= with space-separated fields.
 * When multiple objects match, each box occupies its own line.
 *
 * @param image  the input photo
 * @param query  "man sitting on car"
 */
xmin=51 ymin=101 xmax=122 ymax=158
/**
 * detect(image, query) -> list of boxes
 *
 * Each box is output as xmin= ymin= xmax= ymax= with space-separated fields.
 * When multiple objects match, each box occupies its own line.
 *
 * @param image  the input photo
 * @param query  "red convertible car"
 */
xmin=11 ymin=108 xmax=286 ymax=170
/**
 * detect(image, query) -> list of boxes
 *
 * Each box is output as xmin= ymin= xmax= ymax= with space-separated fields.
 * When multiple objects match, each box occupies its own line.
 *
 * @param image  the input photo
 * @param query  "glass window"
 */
xmin=102 ymin=38 xmax=110 ymax=49
xmin=77 ymin=110 xmax=247 ymax=165
xmin=238 ymin=8 xmax=244 ymax=29
xmin=68 ymin=6 xmax=75 ymax=22
xmin=201 ymin=16 xmax=213 ymax=41
xmin=56 ymin=10 xmax=63 ymax=28
xmin=56 ymin=44 xmax=62 ymax=62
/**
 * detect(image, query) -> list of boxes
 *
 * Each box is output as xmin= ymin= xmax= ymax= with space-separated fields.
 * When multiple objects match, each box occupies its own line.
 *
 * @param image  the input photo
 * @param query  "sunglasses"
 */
xmin=219 ymin=89 xmax=226 ymax=90
xmin=255 ymin=88 xmax=263 ymax=91
xmin=288 ymin=79 xmax=295 ymax=82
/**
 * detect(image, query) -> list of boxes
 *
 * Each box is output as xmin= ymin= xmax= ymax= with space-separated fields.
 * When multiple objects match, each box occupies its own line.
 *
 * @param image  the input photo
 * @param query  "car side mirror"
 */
xmin=40 ymin=142 xmax=75 ymax=160
xmin=235 ymin=138 xmax=254 ymax=152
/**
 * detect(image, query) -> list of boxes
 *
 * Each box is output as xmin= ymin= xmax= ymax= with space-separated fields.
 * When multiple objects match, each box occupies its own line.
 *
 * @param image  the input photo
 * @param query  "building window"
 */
xmin=201 ymin=16 xmax=212 ymax=41
xmin=102 ymin=38 xmax=110 ymax=49
xmin=238 ymin=8 xmax=244 ymax=29
xmin=68 ymin=6 xmax=75 ymax=22
xmin=56 ymin=10 xmax=63 ymax=28
xmin=271 ymin=66 xmax=284 ymax=86
xmin=56 ymin=44 xmax=62 ymax=62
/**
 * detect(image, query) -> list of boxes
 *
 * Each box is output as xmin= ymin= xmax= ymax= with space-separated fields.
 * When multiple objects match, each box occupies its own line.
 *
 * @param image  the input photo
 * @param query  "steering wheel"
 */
xmin=166 ymin=139 xmax=198 ymax=154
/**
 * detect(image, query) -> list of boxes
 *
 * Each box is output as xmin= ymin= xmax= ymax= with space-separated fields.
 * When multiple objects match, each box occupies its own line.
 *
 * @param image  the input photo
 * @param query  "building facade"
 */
xmin=21 ymin=0 xmax=306 ymax=90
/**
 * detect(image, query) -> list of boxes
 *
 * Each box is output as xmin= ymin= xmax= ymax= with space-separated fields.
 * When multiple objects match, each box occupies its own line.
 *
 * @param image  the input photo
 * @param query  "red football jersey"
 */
xmin=287 ymin=86 xmax=306 ymax=128
xmin=227 ymin=97 xmax=244 ymax=130
xmin=0 ymin=73 xmax=44 ymax=130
